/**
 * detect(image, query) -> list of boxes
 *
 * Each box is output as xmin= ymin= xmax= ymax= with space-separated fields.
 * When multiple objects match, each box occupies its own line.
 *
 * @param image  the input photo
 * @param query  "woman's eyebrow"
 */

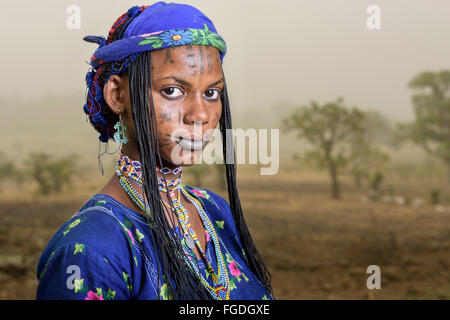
xmin=159 ymin=76 xmax=191 ymax=87
xmin=208 ymin=78 xmax=224 ymax=87
xmin=158 ymin=76 xmax=224 ymax=88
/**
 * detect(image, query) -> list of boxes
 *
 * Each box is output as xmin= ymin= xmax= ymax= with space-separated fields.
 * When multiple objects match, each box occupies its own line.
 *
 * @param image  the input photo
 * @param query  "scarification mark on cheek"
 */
xmin=159 ymin=112 xmax=172 ymax=125
xmin=212 ymin=111 xmax=220 ymax=123
xmin=158 ymin=137 xmax=172 ymax=147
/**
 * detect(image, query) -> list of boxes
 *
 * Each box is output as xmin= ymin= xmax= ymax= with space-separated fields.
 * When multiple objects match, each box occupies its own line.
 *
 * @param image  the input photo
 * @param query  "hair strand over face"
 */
xmin=128 ymin=50 xmax=213 ymax=299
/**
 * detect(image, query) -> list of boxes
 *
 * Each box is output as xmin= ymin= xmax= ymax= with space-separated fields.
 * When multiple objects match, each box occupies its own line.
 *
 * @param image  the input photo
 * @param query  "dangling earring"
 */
xmin=114 ymin=114 xmax=128 ymax=144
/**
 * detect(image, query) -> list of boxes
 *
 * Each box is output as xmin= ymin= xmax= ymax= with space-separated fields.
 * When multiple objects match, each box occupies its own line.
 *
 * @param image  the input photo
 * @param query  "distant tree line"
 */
xmin=282 ymin=70 xmax=450 ymax=199
xmin=0 ymin=152 xmax=79 ymax=195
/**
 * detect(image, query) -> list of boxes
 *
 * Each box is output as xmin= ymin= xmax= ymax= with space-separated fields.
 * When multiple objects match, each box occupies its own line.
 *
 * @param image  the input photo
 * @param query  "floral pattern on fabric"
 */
xmin=62 ymin=217 xmax=87 ymax=236
xmin=36 ymin=187 xmax=274 ymax=300
xmin=85 ymin=287 xmax=116 ymax=300
xmin=138 ymin=23 xmax=226 ymax=52
xmin=225 ymin=252 xmax=249 ymax=292
xmin=159 ymin=279 xmax=172 ymax=300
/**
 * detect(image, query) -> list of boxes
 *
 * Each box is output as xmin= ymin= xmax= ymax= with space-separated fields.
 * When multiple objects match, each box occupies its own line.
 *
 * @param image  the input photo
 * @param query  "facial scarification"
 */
xmin=212 ymin=111 xmax=220 ymax=123
xmin=164 ymin=47 xmax=174 ymax=64
xmin=207 ymin=54 xmax=213 ymax=74
xmin=187 ymin=54 xmax=196 ymax=70
xmin=142 ymin=45 xmax=223 ymax=167
xmin=198 ymin=45 xmax=204 ymax=75
xmin=159 ymin=111 xmax=172 ymax=124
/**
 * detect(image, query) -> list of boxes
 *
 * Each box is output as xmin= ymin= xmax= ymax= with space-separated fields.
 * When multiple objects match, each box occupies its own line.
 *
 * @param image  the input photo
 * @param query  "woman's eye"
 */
xmin=204 ymin=89 xmax=221 ymax=100
xmin=161 ymin=87 xmax=183 ymax=99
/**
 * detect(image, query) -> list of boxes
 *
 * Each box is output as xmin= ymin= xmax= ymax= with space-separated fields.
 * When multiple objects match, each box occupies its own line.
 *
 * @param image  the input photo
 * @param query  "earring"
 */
xmin=114 ymin=114 xmax=128 ymax=144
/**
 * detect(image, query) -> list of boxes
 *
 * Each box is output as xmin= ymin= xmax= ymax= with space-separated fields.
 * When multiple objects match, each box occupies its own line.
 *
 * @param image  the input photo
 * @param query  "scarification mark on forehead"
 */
xmin=186 ymin=53 xmax=197 ymax=76
xmin=164 ymin=47 xmax=174 ymax=64
xmin=207 ymin=54 xmax=213 ymax=74
xmin=198 ymin=46 xmax=204 ymax=75
xmin=186 ymin=54 xmax=196 ymax=68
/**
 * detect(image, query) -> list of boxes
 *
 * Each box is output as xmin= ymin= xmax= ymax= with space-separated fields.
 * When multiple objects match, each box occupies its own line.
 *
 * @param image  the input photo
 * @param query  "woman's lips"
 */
xmin=174 ymin=136 xmax=209 ymax=151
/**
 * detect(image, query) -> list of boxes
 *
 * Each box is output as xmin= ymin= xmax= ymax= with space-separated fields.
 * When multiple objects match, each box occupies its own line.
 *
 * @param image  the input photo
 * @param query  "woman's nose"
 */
xmin=183 ymin=95 xmax=209 ymax=125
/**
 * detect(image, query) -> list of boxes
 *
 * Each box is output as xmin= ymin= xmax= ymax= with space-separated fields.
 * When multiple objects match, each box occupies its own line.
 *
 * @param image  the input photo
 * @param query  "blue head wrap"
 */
xmin=85 ymin=2 xmax=226 ymax=69
xmin=83 ymin=2 xmax=227 ymax=143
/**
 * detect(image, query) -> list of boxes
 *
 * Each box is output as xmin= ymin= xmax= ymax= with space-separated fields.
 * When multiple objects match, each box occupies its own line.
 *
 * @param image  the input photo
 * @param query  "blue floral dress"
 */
xmin=36 ymin=185 xmax=273 ymax=300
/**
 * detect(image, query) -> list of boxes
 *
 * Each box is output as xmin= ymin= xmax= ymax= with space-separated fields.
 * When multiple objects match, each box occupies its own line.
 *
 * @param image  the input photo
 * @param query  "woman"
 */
xmin=36 ymin=2 xmax=274 ymax=300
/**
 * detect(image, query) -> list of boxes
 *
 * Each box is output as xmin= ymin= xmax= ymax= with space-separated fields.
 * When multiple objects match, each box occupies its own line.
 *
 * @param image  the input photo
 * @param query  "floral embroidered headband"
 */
xmin=84 ymin=1 xmax=227 ymax=70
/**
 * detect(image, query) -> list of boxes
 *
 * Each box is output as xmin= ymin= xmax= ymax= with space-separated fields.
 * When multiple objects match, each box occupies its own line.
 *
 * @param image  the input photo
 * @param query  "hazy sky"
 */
xmin=1 ymin=0 xmax=450 ymax=122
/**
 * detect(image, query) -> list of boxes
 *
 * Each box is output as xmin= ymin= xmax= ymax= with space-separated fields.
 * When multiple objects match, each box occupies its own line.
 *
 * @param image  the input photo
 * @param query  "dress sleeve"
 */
xmin=36 ymin=241 xmax=133 ymax=300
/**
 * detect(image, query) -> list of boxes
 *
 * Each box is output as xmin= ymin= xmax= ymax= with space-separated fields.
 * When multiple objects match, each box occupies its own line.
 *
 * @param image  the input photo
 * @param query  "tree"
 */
xmin=25 ymin=152 xmax=79 ymax=195
xmin=25 ymin=152 xmax=53 ymax=195
xmin=348 ymin=137 xmax=389 ymax=189
xmin=48 ymin=155 xmax=79 ymax=193
xmin=363 ymin=110 xmax=397 ymax=147
xmin=282 ymin=97 xmax=365 ymax=199
xmin=0 ymin=154 xmax=15 ymax=192
xmin=399 ymin=71 xmax=450 ymax=182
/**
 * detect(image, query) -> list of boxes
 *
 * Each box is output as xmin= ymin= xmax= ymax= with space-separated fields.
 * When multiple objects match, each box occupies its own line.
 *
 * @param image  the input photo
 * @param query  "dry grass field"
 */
xmin=0 ymin=164 xmax=449 ymax=300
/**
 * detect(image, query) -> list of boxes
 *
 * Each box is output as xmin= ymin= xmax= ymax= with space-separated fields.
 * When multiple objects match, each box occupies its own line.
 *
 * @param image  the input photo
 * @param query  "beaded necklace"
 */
xmin=117 ymin=152 xmax=182 ymax=192
xmin=116 ymin=153 xmax=230 ymax=300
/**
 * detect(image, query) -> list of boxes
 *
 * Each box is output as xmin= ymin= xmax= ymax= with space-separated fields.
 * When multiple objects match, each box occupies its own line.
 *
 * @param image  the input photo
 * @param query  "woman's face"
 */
xmin=147 ymin=45 xmax=223 ymax=167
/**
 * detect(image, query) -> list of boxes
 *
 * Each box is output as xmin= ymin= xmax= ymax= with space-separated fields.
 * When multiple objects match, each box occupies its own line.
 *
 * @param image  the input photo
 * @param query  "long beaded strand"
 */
xmin=115 ymin=154 xmax=230 ymax=299
xmin=159 ymin=185 xmax=231 ymax=299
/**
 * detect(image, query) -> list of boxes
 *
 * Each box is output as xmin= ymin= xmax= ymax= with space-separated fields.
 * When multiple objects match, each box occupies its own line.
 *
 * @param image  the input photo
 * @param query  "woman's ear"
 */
xmin=103 ymin=74 xmax=129 ymax=115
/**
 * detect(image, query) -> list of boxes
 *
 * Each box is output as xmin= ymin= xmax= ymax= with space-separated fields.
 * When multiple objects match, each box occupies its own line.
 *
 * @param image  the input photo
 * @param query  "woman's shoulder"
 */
xmin=53 ymin=196 xmax=138 ymax=242
xmin=36 ymin=194 xmax=153 ymax=299
xmin=37 ymin=194 xmax=147 ymax=271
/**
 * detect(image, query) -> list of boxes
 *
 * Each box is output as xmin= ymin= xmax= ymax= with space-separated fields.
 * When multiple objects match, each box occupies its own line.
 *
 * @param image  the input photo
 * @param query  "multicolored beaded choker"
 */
xmin=115 ymin=152 xmax=230 ymax=300
xmin=117 ymin=152 xmax=182 ymax=192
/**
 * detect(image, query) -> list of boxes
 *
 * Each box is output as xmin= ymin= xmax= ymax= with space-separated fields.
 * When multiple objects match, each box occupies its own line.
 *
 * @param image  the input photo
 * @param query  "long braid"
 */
xmin=220 ymin=78 xmax=275 ymax=298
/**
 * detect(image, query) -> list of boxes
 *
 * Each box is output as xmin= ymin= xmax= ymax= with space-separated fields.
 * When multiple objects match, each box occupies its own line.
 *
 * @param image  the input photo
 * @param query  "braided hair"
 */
xmin=83 ymin=6 xmax=146 ymax=143
xmin=83 ymin=5 xmax=274 ymax=299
